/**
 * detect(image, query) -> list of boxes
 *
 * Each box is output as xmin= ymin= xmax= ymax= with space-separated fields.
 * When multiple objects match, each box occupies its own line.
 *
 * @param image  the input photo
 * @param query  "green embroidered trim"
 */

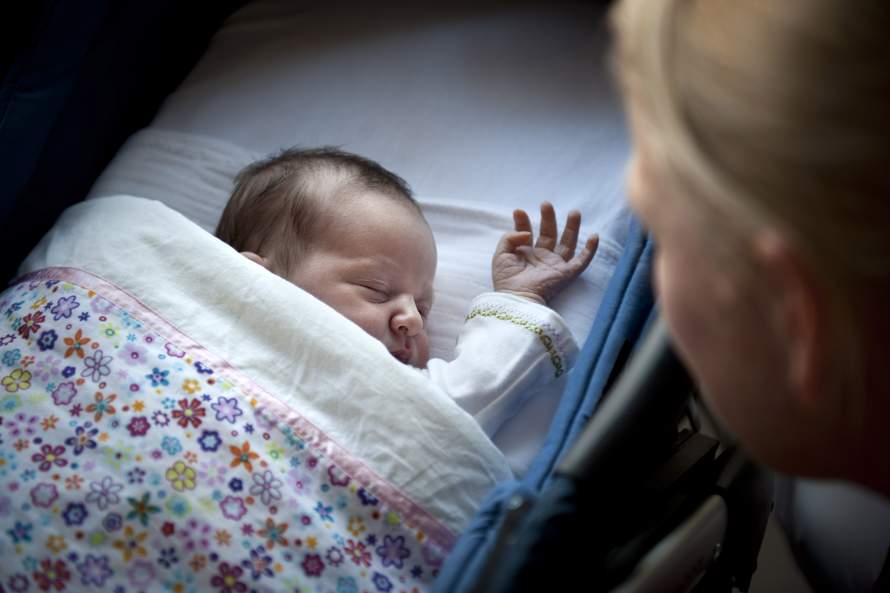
xmin=466 ymin=308 xmax=565 ymax=377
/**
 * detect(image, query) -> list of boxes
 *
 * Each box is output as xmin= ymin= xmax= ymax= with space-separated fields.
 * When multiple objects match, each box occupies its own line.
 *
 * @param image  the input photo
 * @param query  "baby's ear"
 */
xmin=240 ymin=251 xmax=271 ymax=270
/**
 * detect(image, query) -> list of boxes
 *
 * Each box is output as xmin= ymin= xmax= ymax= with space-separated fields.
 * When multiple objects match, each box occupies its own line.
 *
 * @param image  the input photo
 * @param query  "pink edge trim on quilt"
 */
xmin=19 ymin=266 xmax=458 ymax=551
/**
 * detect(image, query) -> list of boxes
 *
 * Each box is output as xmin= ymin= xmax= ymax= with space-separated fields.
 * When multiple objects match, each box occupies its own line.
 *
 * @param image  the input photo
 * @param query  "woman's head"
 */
xmin=612 ymin=0 xmax=890 ymax=488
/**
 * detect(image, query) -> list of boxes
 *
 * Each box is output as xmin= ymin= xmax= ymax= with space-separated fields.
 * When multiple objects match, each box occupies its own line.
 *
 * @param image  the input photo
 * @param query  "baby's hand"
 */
xmin=492 ymin=202 xmax=599 ymax=304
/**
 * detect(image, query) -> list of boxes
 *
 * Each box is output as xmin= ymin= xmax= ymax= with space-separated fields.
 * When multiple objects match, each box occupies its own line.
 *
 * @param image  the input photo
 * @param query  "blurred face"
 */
xmin=287 ymin=194 xmax=436 ymax=368
xmin=625 ymin=145 xmax=800 ymax=469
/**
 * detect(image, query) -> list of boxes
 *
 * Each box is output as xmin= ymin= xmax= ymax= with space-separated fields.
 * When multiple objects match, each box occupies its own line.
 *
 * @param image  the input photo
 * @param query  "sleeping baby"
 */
xmin=216 ymin=147 xmax=598 ymax=436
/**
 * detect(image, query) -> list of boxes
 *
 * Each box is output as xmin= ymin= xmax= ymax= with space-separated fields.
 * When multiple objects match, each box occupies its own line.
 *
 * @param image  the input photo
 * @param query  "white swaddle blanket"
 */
xmin=20 ymin=195 xmax=513 ymax=537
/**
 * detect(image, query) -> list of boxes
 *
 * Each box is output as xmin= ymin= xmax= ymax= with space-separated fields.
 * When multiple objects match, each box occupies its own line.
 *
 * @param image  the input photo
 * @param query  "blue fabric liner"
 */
xmin=435 ymin=217 xmax=655 ymax=593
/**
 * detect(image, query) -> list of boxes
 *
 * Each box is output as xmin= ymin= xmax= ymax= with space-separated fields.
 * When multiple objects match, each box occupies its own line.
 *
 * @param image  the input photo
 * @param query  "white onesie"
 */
xmin=426 ymin=292 xmax=579 ymax=438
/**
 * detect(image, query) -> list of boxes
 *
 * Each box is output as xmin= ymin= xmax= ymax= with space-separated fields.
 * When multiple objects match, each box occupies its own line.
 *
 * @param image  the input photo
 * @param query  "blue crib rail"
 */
xmin=435 ymin=217 xmax=655 ymax=593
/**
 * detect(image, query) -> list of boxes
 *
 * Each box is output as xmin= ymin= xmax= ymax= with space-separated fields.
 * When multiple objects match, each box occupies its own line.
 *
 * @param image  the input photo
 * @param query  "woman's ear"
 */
xmin=753 ymin=231 xmax=828 ymax=407
xmin=241 ymin=251 xmax=271 ymax=270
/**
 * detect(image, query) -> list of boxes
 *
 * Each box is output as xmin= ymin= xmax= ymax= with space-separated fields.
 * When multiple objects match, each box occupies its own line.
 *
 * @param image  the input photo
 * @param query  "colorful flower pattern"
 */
xmin=0 ymin=273 xmax=445 ymax=592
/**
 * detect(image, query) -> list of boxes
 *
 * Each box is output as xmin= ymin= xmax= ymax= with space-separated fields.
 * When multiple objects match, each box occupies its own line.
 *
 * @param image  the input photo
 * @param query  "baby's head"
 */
xmin=217 ymin=147 xmax=436 ymax=368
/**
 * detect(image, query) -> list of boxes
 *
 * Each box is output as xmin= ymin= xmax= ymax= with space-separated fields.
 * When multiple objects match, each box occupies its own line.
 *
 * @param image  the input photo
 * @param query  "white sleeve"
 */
xmin=425 ymin=292 xmax=579 ymax=437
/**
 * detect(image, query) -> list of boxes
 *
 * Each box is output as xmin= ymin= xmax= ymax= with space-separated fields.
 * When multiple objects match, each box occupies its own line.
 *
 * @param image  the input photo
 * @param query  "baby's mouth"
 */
xmin=390 ymin=348 xmax=411 ymax=365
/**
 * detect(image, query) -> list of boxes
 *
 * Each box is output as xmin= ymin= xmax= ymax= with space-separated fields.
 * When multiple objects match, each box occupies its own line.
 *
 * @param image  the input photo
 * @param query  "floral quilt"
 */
xmin=0 ymin=269 xmax=450 ymax=593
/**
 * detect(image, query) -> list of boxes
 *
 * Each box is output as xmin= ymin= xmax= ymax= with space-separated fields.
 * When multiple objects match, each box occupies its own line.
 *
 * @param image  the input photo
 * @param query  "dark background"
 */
xmin=0 ymin=1 xmax=247 ymax=285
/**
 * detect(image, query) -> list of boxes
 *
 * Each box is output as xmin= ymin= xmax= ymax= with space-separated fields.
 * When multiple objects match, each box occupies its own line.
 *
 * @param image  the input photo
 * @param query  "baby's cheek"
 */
xmin=341 ymin=308 xmax=385 ymax=344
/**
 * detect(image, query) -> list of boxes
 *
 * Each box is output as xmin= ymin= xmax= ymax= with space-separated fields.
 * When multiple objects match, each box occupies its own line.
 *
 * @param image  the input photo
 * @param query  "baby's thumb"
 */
xmin=495 ymin=231 xmax=532 ymax=255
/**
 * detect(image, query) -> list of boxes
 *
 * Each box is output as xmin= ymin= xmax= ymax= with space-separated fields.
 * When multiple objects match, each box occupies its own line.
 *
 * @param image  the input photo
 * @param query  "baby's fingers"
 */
xmin=536 ymin=202 xmax=558 ymax=251
xmin=556 ymin=210 xmax=581 ymax=261
xmin=566 ymin=234 xmax=599 ymax=275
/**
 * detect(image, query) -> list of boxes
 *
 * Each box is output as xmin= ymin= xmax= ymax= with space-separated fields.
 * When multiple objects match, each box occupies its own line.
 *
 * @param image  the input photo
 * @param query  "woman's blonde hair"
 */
xmin=611 ymin=0 xmax=890 ymax=372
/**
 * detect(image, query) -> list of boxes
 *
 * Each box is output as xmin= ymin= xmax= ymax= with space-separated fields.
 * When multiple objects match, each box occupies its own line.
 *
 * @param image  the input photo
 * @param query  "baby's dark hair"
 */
xmin=216 ymin=147 xmax=418 ymax=275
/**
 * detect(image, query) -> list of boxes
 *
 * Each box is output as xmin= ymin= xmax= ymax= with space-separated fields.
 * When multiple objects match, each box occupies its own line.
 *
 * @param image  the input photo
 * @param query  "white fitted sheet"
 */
xmin=87 ymin=0 xmax=633 ymax=474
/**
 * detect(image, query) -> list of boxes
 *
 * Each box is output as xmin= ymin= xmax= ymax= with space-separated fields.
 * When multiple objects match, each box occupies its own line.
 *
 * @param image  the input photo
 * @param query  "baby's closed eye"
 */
xmin=355 ymin=284 xmax=389 ymax=302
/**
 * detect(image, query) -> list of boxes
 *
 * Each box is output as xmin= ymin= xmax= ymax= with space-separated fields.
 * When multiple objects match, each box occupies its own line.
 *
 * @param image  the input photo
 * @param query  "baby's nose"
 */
xmin=391 ymin=299 xmax=423 ymax=337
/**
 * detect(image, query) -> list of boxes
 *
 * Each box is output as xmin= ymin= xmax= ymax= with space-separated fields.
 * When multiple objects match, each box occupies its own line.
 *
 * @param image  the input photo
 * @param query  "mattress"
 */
xmin=87 ymin=0 xmax=633 ymax=474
